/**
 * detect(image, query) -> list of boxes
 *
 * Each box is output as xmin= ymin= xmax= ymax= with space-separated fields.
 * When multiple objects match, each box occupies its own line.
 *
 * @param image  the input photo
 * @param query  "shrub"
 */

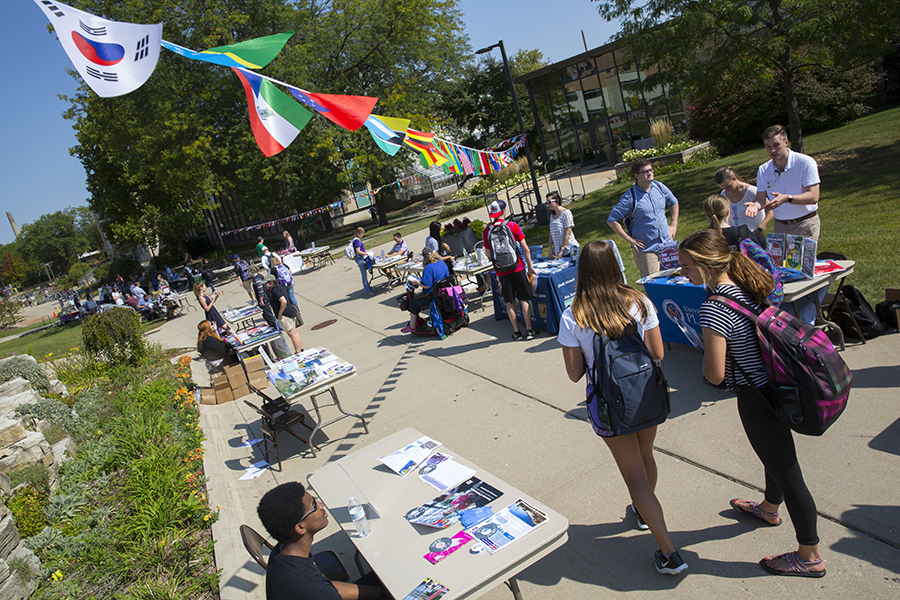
xmin=650 ymin=117 xmax=674 ymax=148
xmin=438 ymin=196 xmax=487 ymax=220
xmin=0 ymin=296 xmax=23 ymax=328
xmin=82 ymin=308 xmax=146 ymax=366
xmin=0 ymin=356 xmax=51 ymax=394
xmin=15 ymin=397 xmax=78 ymax=434
xmin=9 ymin=463 xmax=51 ymax=492
xmin=8 ymin=486 xmax=48 ymax=537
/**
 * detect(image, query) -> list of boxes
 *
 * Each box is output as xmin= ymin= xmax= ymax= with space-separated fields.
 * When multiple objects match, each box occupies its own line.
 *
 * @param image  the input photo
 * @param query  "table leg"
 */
xmin=505 ymin=576 xmax=523 ymax=600
xmin=306 ymin=386 xmax=369 ymax=457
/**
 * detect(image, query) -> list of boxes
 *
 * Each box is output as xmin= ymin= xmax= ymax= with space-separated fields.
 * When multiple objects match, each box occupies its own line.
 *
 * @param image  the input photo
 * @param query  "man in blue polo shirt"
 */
xmin=607 ymin=158 xmax=679 ymax=278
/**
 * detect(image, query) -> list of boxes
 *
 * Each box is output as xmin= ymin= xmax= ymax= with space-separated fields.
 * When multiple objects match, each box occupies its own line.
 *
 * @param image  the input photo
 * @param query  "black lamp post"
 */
xmin=475 ymin=40 xmax=542 ymax=216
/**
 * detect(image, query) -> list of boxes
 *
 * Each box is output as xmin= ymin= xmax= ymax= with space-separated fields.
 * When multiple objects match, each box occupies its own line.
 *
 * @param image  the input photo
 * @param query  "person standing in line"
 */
xmin=679 ymin=230 xmax=825 ymax=578
xmin=546 ymin=191 xmax=579 ymax=259
xmin=352 ymin=227 xmax=374 ymax=297
xmin=558 ymin=240 xmax=687 ymax=575
xmin=264 ymin=274 xmax=303 ymax=353
xmin=745 ymin=125 xmax=821 ymax=241
xmin=270 ymin=255 xmax=298 ymax=308
xmin=252 ymin=268 xmax=278 ymax=328
xmin=483 ymin=200 xmax=537 ymax=341
xmin=607 ymin=158 xmax=679 ymax=278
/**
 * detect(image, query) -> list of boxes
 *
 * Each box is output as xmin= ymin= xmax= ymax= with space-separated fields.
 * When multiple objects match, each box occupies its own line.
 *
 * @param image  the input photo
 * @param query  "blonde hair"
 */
xmin=571 ymin=241 xmax=649 ymax=339
xmin=192 ymin=282 xmax=205 ymax=297
xmin=680 ymin=230 xmax=773 ymax=304
xmin=703 ymin=194 xmax=729 ymax=234
xmin=270 ymin=255 xmax=281 ymax=266
xmin=423 ymin=250 xmax=439 ymax=265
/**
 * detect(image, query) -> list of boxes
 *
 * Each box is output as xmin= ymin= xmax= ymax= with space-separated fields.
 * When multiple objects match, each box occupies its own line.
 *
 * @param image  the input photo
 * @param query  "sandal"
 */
xmin=760 ymin=551 xmax=825 ymax=578
xmin=730 ymin=498 xmax=781 ymax=526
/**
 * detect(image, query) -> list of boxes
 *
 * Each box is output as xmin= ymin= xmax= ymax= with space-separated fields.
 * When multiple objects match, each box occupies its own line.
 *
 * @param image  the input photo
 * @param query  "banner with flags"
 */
xmin=233 ymin=67 xmax=313 ymax=157
xmin=220 ymin=200 xmax=346 ymax=236
xmin=160 ymin=31 xmax=293 ymax=69
xmin=32 ymin=0 xmax=162 ymax=97
xmin=287 ymin=87 xmax=378 ymax=131
xmin=404 ymin=129 xmax=448 ymax=167
xmin=364 ymin=115 xmax=410 ymax=155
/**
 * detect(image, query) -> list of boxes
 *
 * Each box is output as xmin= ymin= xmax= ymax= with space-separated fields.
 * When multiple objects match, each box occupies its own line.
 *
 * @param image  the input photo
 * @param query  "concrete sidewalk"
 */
xmin=140 ymin=231 xmax=900 ymax=600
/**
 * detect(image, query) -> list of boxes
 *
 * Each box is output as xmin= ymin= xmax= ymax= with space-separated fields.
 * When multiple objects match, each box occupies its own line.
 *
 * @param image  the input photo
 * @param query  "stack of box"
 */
xmin=197 ymin=355 xmax=273 ymax=405
xmin=213 ymin=371 xmax=233 ymax=404
xmin=244 ymin=355 xmax=270 ymax=392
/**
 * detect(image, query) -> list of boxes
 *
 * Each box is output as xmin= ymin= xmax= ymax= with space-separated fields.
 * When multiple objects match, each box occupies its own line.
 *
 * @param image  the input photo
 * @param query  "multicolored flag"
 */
xmin=232 ymin=67 xmax=312 ymax=157
xmin=287 ymin=87 xmax=378 ymax=131
xmin=458 ymin=146 xmax=475 ymax=175
xmin=404 ymin=129 xmax=448 ymax=167
xmin=364 ymin=115 xmax=410 ymax=156
xmin=161 ymin=31 xmax=293 ymax=69
xmin=32 ymin=0 xmax=162 ymax=97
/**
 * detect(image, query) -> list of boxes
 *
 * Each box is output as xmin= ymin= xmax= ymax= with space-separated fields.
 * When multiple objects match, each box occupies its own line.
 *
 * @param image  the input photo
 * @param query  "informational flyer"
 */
xmin=401 ymin=578 xmax=450 ymax=600
xmin=378 ymin=436 xmax=442 ymax=476
xmin=404 ymin=477 xmax=503 ymax=529
xmin=418 ymin=459 xmax=476 ymax=492
xmin=466 ymin=498 xmax=547 ymax=554
xmin=423 ymin=530 xmax=474 ymax=565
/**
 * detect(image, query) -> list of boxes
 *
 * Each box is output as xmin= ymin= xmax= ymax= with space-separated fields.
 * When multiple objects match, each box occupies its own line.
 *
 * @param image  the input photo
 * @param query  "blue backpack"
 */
xmin=587 ymin=322 xmax=670 ymax=436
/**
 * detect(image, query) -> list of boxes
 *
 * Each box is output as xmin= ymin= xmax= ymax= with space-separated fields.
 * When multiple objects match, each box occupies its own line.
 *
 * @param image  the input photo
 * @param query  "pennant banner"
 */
xmin=288 ymin=87 xmax=378 ymax=131
xmin=32 ymin=0 xmax=162 ymax=98
xmin=365 ymin=115 xmax=410 ymax=156
xmin=220 ymin=201 xmax=346 ymax=236
xmin=161 ymin=31 xmax=293 ymax=69
xmin=233 ymin=67 xmax=313 ymax=157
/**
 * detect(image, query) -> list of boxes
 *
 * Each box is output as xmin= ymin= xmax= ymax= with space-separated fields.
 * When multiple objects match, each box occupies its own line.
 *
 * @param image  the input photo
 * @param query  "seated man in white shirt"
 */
xmin=385 ymin=232 xmax=409 ymax=257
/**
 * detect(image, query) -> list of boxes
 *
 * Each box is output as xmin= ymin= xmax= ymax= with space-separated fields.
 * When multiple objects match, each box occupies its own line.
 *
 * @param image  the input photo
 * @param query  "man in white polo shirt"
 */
xmin=746 ymin=125 xmax=821 ymax=241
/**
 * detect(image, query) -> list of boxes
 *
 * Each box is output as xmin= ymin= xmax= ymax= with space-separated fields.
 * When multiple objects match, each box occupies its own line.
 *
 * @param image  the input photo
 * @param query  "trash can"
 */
xmin=535 ymin=201 xmax=550 ymax=227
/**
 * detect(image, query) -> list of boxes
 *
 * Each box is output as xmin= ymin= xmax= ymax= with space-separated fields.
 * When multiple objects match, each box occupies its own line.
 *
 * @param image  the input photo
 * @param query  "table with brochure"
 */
xmin=298 ymin=245 xmax=333 ymax=270
xmin=254 ymin=348 xmax=368 ymax=458
xmin=490 ymin=258 xmax=577 ymax=334
xmin=307 ymin=428 xmax=568 ymax=600
xmin=222 ymin=304 xmax=262 ymax=331
xmin=370 ymin=254 xmax=408 ymax=288
xmin=224 ymin=325 xmax=283 ymax=364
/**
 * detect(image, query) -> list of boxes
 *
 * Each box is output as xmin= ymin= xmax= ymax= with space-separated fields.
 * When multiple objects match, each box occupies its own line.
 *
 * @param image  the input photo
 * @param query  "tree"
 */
xmin=0 ymin=253 xmax=26 ymax=286
xmin=62 ymin=0 xmax=470 ymax=239
xmin=594 ymin=0 xmax=900 ymax=151
xmin=15 ymin=208 xmax=93 ymax=275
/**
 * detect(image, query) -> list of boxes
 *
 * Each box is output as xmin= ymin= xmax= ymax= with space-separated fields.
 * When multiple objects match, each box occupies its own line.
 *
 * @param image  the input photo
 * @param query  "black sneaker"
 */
xmin=512 ymin=331 xmax=524 ymax=341
xmin=630 ymin=503 xmax=649 ymax=530
xmin=655 ymin=549 xmax=688 ymax=574
xmin=526 ymin=328 xmax=538 ymax=341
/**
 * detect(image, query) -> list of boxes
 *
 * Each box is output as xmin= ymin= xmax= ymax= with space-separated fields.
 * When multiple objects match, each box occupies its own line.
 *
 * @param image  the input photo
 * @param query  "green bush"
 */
xmin=438 ymin=196 xmax=487 ymax=220
xmin=8 ymin=463 xmax=51 ymax=492
xmin=15 ymin=397 xmax=78 ymax=434
xmin=81 ymin=308 xmax=146 ymax=366
xmin=0 ymin=356 xmax=51 ymax=394
xmin=92 ymin=257 xmax=139 ymax=286
xmin=8 ymin=486 xmax=48 ymax=538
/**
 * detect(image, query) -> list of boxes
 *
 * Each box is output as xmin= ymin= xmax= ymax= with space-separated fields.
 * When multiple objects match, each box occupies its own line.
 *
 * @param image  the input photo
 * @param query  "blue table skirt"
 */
xmin=642 ymin=277 xmax=708 ymax=348
xmin=490 ymin=264 xmax=577 ymax=334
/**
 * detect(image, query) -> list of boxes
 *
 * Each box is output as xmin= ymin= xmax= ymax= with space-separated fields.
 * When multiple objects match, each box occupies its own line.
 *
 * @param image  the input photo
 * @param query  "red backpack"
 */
xmin=711 ymin=293 xmax=852 ymax=436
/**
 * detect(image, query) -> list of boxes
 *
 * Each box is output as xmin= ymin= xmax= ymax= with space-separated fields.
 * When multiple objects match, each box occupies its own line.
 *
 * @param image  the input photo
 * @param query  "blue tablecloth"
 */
xmin=491 ymin=261 xmax=578 ymax=333
xmin=641 ymin=276 xmax=707 ymax=348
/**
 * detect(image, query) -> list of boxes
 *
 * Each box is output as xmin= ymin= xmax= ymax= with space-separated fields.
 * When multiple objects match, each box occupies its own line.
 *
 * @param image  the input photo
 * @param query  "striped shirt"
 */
xmin=699 ymin=285 xmax=767 ymax=389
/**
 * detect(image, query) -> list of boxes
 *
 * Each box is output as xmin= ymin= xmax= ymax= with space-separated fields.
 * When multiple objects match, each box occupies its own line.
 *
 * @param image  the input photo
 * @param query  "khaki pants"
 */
xmin=631 ymin=247 xmax=661 ymax=279
xmin=774 ymin=214 xmax=820 ymax=242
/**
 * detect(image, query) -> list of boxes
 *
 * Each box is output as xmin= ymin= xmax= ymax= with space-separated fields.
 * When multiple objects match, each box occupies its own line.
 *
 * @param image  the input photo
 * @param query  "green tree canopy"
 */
xmin=15 ymin=207 xmax=95 ymax=276
xmin=594 ymin=0 xmax=900 ymax=151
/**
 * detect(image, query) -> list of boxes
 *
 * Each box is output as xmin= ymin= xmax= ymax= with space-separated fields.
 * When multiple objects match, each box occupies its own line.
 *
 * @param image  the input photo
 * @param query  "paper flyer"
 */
xmin=423 ymin=530 xmax=474 ymax=564
xmin=378 ymin=437 xmax=442 ymax=476
xmin=418 ymin=459 xmax=476 ymax=492
xmin=466 ymin=498 xmax=548 ymax=554
xmin=401 ymin=578 xmax=450 ymax=600
xmin=404 ymin=477 xmax=503 ymax=529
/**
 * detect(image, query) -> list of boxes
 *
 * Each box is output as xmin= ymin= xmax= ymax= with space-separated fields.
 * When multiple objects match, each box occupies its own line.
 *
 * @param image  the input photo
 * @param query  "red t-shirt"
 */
xmin=483 ymin=219 xmax=525 ymax=276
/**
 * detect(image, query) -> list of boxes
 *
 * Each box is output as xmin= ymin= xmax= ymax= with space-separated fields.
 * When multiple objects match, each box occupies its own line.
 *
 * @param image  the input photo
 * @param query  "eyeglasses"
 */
xmin=298 ymin=497 xmax=319 ymax=524
xmin=637 ymin=169 xmax=654 ymax=175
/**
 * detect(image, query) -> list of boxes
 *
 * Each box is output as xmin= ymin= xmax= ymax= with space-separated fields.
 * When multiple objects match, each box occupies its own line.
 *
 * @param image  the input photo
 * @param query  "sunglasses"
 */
xmin=298 ymin=497 xmax=319 ymax=524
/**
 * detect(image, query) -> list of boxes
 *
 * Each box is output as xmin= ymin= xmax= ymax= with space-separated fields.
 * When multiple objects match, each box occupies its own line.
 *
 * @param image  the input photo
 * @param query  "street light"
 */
xmin=475 ymin=40 xmax=543 ymax=216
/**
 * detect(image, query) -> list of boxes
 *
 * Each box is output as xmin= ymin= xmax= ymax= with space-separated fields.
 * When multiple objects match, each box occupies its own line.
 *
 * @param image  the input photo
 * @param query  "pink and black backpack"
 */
xmin=711 ymin=292 xmax=852 ymax=436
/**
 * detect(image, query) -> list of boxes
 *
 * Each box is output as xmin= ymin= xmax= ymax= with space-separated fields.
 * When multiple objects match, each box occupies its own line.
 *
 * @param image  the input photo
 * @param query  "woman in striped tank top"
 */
xmin=678 ymin=230 xmax=825 ymax=578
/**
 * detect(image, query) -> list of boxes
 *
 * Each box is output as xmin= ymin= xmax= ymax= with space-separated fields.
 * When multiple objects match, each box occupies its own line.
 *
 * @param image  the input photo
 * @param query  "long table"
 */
xmin=307 ymin=428 xmax=569 ymax=600
xmin=298 ymin=246 xmax=333 ymax=269
xmin=222 ymin=305 xmax=262 ymax=331
xmin=491 ymin=259 xmax=577 ymax=334
xmin=370 ymin=254 xmax=408 ymax=288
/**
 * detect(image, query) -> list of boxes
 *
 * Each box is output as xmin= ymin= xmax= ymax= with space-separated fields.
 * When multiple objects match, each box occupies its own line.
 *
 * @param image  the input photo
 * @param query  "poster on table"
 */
xmin=642 ymin=277 xmax=708 ymax=349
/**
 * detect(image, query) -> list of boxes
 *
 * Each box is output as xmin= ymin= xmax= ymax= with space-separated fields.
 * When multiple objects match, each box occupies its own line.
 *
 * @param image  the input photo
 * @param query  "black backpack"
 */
xmin=487 ymin=220 xmax=520 ymax=271
xmin=587 ymin=323 xmax=670 ymax=436
xmin=830 ymin=285 xmax=885 ymax=340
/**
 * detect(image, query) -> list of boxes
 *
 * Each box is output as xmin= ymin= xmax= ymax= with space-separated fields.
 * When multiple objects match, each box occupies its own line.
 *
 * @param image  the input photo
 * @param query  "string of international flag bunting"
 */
xmin=31 ymin=0 xmax=527 ymax=195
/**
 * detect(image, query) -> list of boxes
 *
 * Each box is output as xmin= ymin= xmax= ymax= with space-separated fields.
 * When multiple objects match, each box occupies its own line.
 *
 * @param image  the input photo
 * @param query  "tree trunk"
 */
xmin=376 ymin=199 xmax=388 ymax=227
xmin=782 ymin=57 xmax=803 ymax=153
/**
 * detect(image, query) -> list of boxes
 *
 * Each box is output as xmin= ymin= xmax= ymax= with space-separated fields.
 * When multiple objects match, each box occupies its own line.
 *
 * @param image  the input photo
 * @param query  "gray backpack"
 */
xmin=487 ymin=220 xmax=519 ymax=271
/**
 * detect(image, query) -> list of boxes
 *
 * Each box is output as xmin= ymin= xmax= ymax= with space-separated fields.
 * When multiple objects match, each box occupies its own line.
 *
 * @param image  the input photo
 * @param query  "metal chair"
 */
xmin=239 ymin=524 xmax=350 ymax=581
xmin=244 ymin=399 xmax=316 ymax=469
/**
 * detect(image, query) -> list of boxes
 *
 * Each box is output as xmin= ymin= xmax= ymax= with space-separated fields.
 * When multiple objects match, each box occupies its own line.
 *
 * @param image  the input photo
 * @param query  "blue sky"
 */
xmin=1 ymin=0 xmax=619 ymax=246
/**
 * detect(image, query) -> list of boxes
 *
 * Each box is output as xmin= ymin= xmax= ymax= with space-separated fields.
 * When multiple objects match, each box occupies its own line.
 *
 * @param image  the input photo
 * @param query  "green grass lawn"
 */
xmin=0 ymin=318 xmax=165 ymax=361
xmin=527 ymin=106 xmax=900 ymax=300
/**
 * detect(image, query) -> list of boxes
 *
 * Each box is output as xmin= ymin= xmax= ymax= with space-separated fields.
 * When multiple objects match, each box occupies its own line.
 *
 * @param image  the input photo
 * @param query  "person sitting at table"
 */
xmin=425 ymin=221 xmax=455 ymax=274
xmin=703 ymin=195 xmax=765 ymax=251
xmin=264 ymin=274 xmax=304 ymax=353
xmin=385 ymin=232 xmax=409 ymax=257
xmin=401 ymin=248 xmax=449 ymax=334
xmin=197 ymin=321 xmax=238 ymax=368
xmin=193 ymin=282 xmax=228 ymax=334
xmin=257 ymin=482 xmax=389 ymax=600
xmin=156 ymin=273 xmax=170 ymax=294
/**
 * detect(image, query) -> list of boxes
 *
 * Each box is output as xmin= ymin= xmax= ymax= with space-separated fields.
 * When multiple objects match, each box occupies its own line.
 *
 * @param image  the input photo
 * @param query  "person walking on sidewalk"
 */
xmin=679 ymin=230 xmax=825 ymax=578
xmin=483 ymin=200 xmax=537 ymax=341
xmin=558 ymin=240 xmax=687 ymax=575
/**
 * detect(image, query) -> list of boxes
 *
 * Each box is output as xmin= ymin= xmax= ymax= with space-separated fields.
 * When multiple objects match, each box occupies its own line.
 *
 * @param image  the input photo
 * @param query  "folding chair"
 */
xmin=239 ymin=524 xmax=350 ymax=581
xmin=244 ymin=399 xmax=316 ymax=470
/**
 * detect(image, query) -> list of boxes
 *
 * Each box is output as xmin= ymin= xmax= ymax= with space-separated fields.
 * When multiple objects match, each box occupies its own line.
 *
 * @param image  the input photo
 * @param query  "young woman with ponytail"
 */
xmin=702 ymin=194 xmax=765 ymax=250
xmin=678 ymin=230 xmax=825 ymax=578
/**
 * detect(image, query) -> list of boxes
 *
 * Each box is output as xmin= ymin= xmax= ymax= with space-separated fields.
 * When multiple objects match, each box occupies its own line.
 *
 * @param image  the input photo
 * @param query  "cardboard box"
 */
xmin=227 ymin=370 xmax=249 ymax=389
xmin=248 ymin=375 xmax=270 ymax=391
xmin=212 ymin=372 xmax=230 ymax=391
xmin=215 ymin=387 xmax=234 ymax=404
xmin=231 ymin=384 xmax=250 ymax=399
xmin=244 ymin=355 xmax=265 ymax=372
xmin=199 ymin=388 xmax=217 ymax=405
xmin=224 ymin=363 xmax=245 ymax=380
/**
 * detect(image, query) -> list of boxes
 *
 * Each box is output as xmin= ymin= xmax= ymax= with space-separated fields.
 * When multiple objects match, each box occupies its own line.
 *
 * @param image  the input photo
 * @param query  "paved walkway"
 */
xmin=147 ymin=219 xmax=900 ymax=599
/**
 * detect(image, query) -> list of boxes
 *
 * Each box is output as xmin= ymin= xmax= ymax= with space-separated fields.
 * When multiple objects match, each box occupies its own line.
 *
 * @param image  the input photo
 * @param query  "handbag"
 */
xmin=396 ymin=292 xmax=411 ymax=312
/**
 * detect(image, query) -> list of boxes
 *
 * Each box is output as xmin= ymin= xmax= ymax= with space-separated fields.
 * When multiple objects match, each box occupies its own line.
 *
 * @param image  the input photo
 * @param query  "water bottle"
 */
xmin=348 ymin=497 xmax=370 ymax=537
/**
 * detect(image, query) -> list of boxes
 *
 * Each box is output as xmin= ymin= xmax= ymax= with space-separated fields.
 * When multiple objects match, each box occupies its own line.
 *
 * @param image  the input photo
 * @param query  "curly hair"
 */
xmin=257 ymin=482 xmax=307 ymax=544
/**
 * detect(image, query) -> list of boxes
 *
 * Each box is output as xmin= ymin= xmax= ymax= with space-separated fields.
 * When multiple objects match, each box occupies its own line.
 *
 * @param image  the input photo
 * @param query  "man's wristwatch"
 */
xmin=787 ymin=195 xmax=794 ymax=203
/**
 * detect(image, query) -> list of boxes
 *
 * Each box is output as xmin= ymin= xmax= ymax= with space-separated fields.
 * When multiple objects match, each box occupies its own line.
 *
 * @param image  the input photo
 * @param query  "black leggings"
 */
xmin=736 ymin=386 xmax=819 ymax=546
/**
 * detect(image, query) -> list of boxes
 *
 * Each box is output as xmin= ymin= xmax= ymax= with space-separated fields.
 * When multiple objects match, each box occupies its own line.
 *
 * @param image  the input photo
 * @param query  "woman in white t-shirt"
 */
xmin=557 ymin=240 xmax=686 ymax=575
xmin=546 ymin=191 xmax=579 ymax=259
xmin=715 ymin=167 xmax=770 ymax=236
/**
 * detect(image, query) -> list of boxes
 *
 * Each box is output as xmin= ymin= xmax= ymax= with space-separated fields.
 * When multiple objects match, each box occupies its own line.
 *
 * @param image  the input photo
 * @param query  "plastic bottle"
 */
xmin=347 ymin=497 xmax=370 ymax=537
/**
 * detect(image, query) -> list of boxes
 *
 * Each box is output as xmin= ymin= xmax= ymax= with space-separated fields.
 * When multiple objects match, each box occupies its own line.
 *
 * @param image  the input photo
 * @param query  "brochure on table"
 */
xmin=222 ymin=305 xmax=260 ymax=321
xmin=466 ymin=498 xmax=548 ymax=554
xmin=401 ymin=577 xmax=450 ymax=600
xmin=404 ymin=477 xmax=503 ymax=529
xmin=225 ymin=324 xmax=277 ymax=347
xmin=378 ymin=436 xmax=442 ymax=476
xmin=266 ymin=348 xmax=355 ymax=397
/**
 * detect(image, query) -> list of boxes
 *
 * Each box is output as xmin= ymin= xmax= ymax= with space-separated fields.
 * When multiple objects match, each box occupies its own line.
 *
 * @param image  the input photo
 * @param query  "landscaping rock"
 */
xmin=0 ymin=515 xmax=19 ymax=561
xmin=0 ymin=558 xmax=9 ymax=587
xmin=0 ymin=357 xmax=36 ymax=369
xmin=7 ymin=545 xmax=39 ymax=596
xmin=0 ymin=474 xmax=9 ymax=496
xmin=0 ymin=422 xmax=25 ymax=449
xmin=0 ymin=381 xmax=29 ymax=402
xmin=0 ymin=572 xmax=27 ymax=600
xmin=0 ymin=392 xmax=41 ymax=422
xmin=51 ymin=437 xmax=75 ymax=465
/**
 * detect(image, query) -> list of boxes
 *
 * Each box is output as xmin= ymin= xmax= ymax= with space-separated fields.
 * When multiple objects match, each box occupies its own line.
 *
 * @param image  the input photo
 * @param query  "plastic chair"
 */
xmin=239 ymin=524 xmax=350 ymax=581
xmin=244 ymin=399 xmax=314 ymax=470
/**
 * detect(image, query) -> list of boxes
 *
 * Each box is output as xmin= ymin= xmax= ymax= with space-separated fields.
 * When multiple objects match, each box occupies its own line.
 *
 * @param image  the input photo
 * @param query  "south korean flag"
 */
xmin=32 ymin=0 xmax=162 ymax=97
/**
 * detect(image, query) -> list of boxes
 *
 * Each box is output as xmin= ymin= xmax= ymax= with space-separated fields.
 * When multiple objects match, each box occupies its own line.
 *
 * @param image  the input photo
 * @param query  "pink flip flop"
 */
xmin=760 ymin=551 xmax=826 ymax=578
xmin=730 ymin=498 xmax=781 ymax=526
